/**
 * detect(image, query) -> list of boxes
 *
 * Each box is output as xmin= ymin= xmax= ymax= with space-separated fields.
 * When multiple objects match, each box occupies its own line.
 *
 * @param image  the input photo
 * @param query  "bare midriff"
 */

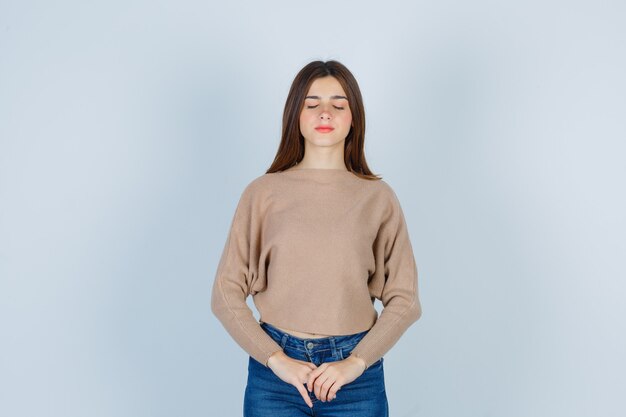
xmin=266 ymin=322 xmax=333 ymax=339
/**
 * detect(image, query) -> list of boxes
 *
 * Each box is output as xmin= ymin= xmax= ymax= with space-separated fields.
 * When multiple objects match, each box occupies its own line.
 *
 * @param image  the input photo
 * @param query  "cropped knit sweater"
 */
xmin=210 ymin=168 xmax=422 ymax=369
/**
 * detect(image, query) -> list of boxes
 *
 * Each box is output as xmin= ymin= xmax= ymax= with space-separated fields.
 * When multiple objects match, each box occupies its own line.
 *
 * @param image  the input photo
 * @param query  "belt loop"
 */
xmin=329 ymin=337 xmax=338 ymax=358
xmin=280 ymin=333 xmax=289 ymax=349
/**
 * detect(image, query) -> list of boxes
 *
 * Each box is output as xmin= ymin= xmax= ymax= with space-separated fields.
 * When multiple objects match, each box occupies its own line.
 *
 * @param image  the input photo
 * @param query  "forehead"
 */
xmin=305 ymin=76 xmax=347 ymax=98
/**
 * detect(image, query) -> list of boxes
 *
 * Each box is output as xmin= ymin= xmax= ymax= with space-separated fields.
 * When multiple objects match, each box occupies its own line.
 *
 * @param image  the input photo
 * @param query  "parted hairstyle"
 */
xmin=266 ymin=60 xmax=381 ymax=180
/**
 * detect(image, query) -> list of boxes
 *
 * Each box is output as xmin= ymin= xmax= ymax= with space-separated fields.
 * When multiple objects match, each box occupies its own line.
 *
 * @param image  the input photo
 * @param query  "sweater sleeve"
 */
xmin=210 ymin=183 xmax=284 ymax=367
xmin=348 ymin=185 xmax=422 ymax=369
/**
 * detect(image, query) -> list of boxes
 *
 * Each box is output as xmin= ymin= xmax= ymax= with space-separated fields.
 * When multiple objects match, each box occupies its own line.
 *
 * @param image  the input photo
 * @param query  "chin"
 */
xmin=312 ymin=139 xmax=345 ymax=147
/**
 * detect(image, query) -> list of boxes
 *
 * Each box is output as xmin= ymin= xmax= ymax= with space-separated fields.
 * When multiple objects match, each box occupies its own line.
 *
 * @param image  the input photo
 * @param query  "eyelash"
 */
xmin=306 ymin=105 xmax=345 ymax=110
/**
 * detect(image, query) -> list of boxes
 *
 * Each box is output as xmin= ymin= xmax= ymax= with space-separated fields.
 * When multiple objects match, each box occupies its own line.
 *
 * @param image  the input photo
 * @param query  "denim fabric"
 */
xmin=243 ymin=322 xmax=388 ymax=417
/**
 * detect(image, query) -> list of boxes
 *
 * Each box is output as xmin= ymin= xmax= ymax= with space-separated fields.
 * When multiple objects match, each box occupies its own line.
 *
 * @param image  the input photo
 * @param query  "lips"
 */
xmin=315 ymin=126 xmax=334 ymax=133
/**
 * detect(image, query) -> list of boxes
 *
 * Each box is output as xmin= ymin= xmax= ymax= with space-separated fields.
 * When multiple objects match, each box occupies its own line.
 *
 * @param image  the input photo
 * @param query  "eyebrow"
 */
xmin=305 ymin=95 xmax=348 ymax=100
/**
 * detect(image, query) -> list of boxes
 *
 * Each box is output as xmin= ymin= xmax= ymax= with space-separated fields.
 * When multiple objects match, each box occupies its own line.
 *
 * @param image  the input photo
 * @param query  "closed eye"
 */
xmin=306 ymin=105 xmax=345 ymax=110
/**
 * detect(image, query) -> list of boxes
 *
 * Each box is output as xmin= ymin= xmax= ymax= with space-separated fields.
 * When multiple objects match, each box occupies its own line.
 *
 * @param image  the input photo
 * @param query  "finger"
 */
xmin=315 ymin=374 xmax=331 ymax=400
xmin=307 ymin=363 xmax=326 ymax=392
xmin=321 ymin=378 xmax=336 ymax=402
xmin=307 ymin=371 xmax=318 ymax=392
xmin=306 ymin=369 xmax=317 ymax=392
xmin=326 ymin=381 xmax=340 ymax=402
xmin=328 ymin=382 xmax=342 ymax=402
xmin=295 ymin=383 xmax=313 ymax=408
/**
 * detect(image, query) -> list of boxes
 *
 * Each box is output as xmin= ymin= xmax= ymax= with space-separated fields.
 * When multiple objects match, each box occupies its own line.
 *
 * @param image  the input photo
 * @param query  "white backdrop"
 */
xmin=1 ymin=1 xmax=624 ymax=416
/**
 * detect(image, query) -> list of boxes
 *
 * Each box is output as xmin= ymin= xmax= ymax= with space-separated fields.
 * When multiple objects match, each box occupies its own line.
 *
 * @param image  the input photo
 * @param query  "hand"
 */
xmin=307 ymin=355 xmax=367 ymax=402
xmin=267 ymin=351 xmax=318 ymax=408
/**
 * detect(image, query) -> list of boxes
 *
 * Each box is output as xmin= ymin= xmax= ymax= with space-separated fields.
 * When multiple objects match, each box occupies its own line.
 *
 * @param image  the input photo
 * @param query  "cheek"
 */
xmin=299 ymin=112 xmax=313 ymax=124
xmin=339 ymin=112 xmax=352 ymax=127
xmin=299 ymin=114 xmax=313 ymax=134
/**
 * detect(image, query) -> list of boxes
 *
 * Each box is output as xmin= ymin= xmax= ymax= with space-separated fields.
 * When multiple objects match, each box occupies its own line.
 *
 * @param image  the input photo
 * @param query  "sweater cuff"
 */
xmin=262 ymin=348 xmax=285 ymax=367
xmin=348 ymin=351 xmax=380 ymax=370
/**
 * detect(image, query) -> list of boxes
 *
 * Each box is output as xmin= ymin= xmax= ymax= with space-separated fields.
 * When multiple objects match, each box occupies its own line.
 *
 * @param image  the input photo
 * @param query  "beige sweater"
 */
xmin=210 ymin=168 xmax=422 ymax=369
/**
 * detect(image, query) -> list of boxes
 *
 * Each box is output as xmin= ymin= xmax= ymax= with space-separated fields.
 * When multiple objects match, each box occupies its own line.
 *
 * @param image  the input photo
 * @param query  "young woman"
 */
xmin=211 ymin=60 xmax=422 ymax=417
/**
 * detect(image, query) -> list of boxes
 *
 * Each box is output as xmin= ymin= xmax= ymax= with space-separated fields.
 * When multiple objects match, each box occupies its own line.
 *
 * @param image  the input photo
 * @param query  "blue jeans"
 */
xmin=243 ymin=322 xmax=388 ymax=417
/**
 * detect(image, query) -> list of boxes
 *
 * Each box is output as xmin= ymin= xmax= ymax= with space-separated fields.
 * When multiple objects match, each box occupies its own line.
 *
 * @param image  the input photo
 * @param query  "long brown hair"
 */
xmin=266 ymin=60 xmax=381 ymax=180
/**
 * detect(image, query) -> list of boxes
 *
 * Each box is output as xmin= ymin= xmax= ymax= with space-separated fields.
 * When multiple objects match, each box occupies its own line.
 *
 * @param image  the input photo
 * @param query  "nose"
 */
xmin=319 ymin=105 xmax=333 ymax=120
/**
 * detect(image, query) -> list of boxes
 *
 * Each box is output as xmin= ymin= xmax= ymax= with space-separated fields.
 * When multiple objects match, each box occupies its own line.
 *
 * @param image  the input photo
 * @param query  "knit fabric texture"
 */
xmin=211 ymin=168 xmax=422 ymax=369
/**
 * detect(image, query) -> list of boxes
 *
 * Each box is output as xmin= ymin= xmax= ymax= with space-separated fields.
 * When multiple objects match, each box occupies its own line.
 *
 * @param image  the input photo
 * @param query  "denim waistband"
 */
xmin=260 ymin=321 xmax=370 ymax=353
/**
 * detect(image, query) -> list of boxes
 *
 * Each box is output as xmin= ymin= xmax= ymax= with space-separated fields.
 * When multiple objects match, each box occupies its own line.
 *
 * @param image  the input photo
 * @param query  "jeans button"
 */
xmin=306 ymin=342 xmax=314 ymax=349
